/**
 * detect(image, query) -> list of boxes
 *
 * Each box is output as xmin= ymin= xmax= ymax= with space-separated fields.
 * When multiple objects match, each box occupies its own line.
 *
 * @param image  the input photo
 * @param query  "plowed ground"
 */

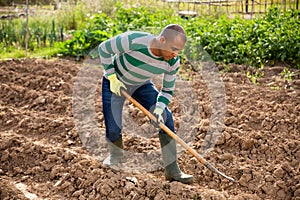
xmin=0 ymin=58 xmax=299 ymax=200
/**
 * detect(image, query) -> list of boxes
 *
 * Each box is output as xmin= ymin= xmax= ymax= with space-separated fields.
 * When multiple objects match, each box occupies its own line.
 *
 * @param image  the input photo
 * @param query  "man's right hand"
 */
xmin=107 ymin=74 xmax=127 ymax=96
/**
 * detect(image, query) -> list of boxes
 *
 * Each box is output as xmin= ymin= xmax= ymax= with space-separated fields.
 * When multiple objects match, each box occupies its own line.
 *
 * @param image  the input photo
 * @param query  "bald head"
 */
xmin=159 ymin=24 xmax=187 ymax=43
xmin=150 ymin=24 xmax=186 ymax=60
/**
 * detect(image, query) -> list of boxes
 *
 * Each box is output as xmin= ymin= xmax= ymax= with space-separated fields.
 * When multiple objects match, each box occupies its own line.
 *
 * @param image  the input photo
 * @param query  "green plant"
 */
xmin=0 ymin=15 xmax=64 ymax=52
xmin=58 ymin=13 xmax=116 ymax=60
xmin=281 ymin=67 xmax=295 ymax=82
xmin=59 ymin=2 xmax=180 ymax=59
xmin=246 ymin=66 xmax=265 ymax=84
xmin=183 ymin=8 xmax=300 ymax=68
xmin=220 ymin=63 xmax=231 ymax=73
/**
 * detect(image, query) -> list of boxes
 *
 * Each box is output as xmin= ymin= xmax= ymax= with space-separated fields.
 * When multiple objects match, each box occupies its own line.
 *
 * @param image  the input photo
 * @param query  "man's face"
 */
xmin=160 ymin=35 xmax=186 ymax=61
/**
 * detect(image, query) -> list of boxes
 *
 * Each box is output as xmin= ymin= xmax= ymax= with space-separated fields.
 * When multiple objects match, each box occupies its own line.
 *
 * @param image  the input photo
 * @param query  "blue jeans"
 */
xmin=102 ymin=76 xmax=175 ymax=142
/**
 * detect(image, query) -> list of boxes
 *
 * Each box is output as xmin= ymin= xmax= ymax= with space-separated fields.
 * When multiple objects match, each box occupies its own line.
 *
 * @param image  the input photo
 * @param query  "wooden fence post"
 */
xmin=25 ymin=0 xmax=29 ymax=57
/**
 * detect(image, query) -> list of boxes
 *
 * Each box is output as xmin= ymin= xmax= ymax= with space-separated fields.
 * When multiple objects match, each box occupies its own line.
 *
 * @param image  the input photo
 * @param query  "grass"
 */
xmin=0 ymin=45 xmax=61 ymax=60
xmin=0 ymin=49 xmax=26 ymax=60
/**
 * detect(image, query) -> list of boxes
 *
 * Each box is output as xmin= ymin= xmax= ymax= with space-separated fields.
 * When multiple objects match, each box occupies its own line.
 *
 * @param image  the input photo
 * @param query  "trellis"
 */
xmin=162 ymin=0 xmax=299 ymax=18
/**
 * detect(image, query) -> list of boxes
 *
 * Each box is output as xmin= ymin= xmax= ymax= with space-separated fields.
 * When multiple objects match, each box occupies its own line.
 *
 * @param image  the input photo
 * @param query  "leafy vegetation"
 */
xmin=0 ymin=1 xmax=299 ymax=69
xmin=58 ymin=2 xmax=181 ymax=60
xmin=185 ymin=8 xmax=300 ymax=68
xmin=56 ymin=4 xmax=300 ymax=68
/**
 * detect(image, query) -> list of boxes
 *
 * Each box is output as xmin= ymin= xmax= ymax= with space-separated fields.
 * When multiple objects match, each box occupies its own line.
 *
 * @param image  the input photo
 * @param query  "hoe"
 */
xmin=121 ymin=89 xmax=235 ymax=183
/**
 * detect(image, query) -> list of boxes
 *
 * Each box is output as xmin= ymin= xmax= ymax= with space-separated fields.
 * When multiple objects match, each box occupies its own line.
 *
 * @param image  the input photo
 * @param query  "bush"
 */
xmin=185 ymin=8 xmax=300 ymax=68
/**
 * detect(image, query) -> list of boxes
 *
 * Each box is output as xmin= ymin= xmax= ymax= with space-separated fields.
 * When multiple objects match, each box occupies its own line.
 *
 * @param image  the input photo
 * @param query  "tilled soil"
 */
xmin=0 ymin=58 xmax=299 ymax=200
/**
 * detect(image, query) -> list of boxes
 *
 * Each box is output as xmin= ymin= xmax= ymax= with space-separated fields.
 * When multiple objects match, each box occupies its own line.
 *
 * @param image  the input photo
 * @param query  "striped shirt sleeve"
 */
xmin=156 ymin=58 xmax=180 ymax=109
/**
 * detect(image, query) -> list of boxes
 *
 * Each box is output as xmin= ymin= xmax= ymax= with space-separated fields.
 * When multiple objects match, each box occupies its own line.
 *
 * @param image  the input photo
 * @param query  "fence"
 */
xmin=162 ymin=0 xmax=299 ymax=18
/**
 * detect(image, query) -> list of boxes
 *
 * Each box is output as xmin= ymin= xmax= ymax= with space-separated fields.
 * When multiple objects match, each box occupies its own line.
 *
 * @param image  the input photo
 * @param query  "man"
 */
xmin=98 ymin=24 xmax=193 ymax=184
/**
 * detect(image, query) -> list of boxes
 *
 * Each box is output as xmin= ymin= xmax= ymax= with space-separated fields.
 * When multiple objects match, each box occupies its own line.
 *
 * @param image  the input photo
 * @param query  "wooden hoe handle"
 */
xmin=121 ymin=89 xmax=235 ymax=182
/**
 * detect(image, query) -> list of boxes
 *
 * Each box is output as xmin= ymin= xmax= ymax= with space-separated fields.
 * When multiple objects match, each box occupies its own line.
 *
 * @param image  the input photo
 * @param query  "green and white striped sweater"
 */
xmin=98 ymin=31 xmax=180 ymax=109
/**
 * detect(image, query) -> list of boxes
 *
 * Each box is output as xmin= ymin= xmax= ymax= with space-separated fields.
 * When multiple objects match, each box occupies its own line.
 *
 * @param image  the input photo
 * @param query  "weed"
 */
xmin=281 ymin=67 xmax=295 ymax=82
xmin=246 ymin=66 xmax=265 ymax=84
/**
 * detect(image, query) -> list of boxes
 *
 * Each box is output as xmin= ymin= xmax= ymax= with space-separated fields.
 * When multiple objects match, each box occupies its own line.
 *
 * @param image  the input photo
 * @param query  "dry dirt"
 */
xmin=0 ymin=58 xmax=299 ymax=200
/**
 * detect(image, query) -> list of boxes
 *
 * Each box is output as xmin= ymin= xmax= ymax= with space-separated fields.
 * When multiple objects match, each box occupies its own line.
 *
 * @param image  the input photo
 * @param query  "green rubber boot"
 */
xmin=103 ymin=138 xmax=123 ymax=166
xmin=159 ymin=133 xmax=194 ymax=184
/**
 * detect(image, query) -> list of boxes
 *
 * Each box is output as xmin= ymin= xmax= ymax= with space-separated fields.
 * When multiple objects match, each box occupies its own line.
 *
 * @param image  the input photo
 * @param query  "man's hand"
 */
xmin=153 ymin=106 xmax=164 ymax=124
xmin=151 ymin=106 xmax=164 ymax=129
xmin=108 ymin=74 xmax=127 ymax=96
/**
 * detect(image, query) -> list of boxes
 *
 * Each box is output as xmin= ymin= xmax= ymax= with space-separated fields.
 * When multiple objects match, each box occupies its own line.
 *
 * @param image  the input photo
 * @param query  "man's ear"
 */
xmin=159 ymin=36 xmax=167 ymax=44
